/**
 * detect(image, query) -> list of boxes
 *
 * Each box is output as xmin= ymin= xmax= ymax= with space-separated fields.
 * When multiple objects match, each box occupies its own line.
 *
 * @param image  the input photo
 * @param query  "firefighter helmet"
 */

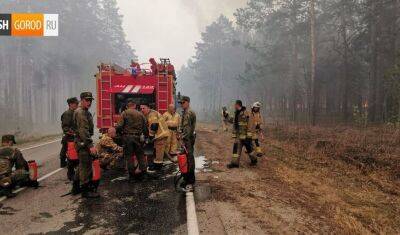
xmin=252 ymin=102 xmax=262 ymax=108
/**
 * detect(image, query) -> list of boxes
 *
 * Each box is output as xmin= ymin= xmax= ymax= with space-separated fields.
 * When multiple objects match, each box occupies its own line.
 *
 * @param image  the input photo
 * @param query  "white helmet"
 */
xmin=252 ymin=102 xmax=262 ymax=108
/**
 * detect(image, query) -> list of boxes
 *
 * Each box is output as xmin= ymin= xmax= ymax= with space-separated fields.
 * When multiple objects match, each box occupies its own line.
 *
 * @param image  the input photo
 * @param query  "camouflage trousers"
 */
xmin=183 ymin=138 xmax=196 ymax=185
xmin=0 ymin=169 xmax=29 ymax=187
xmin=98 ymin=152 xmax=123 ymax=170
xmin=76 ymin=148 xmax=92 ymax=184
xmin=231 ymin=138 xmax=257 ymax=165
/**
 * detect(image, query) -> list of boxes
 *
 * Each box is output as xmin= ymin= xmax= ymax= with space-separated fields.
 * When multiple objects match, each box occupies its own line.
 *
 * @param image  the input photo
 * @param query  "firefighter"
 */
xmin=163 ymin=104 xmax=181 ymax=161
xmin=0 ymin=135 xmax=38 ymax=198
xmin=60 ymin=97 xmax=79 ymax=181
xmin=221 ymin=106 xmax=229 ymax=131
xmin=227 ymin=100 xmax=258 ymax=169
xmin=251 ymin=102 xmax=264 ymax=157
xmin=96 ymin=127 xmax=123 ymax=170
xmin=140 ymin=103 xmax=169 ymax=172
xmin=116 ymin=99 xmax=148 ymax=179
xmin=178 ymin=96 xmax=197 ymax=192
xmin=72 ymin=92 xmax=99 ymax=198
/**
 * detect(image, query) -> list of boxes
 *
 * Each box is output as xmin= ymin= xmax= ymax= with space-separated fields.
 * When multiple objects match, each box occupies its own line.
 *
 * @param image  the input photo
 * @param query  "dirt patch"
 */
xmin=195 ymin=123 xmax=400 ymax=234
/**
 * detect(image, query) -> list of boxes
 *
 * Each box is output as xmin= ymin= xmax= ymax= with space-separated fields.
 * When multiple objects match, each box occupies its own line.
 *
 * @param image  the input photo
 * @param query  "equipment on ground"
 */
xmin=66 ymin=141 xmax=78 ymax=160
xmin=28 ymin=160 xmax=38 ymax=181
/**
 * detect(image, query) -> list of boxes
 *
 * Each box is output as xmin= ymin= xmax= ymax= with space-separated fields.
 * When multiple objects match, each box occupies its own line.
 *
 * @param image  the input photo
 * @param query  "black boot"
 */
xmin=250 ymin=159 xmax=258 ymax=166
xmin=81 ymin=183 xmax=100 ymax=198
xmin=29 ymin=180 xmax=39 ymax=189
xmin=71 ymin=181 xmax=81 ymax=195
xmin=4 ymin=187 xmax=16 ymax=198
xmin=60 ymin=158 xmax=67 ymax=168
xmin=154 ymin=163 xmax=163 ymax=171
xmin=227 ymin=163 xmax=239 ymax=169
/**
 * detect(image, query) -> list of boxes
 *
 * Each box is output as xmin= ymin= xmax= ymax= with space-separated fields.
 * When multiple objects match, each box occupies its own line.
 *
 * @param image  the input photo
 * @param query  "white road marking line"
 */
xmin=0 ymin=168 xmax=64 ymax=202
xmin=20 ymin=138 xmax=61 ymax=151
xmin=186 ymin=191 xmax=200 ymax=235
xmin=38 ymin=168 xmax=64 ymax=181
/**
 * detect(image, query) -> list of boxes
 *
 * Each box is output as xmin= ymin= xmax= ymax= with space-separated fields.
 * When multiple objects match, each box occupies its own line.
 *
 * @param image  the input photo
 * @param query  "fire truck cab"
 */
xmin=95 ymin=58 xmax=177 ymax=133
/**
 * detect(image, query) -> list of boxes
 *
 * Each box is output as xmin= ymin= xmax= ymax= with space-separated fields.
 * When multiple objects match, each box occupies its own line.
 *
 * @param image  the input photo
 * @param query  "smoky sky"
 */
xmin=117 ymin=0 xmax=247 ymax=68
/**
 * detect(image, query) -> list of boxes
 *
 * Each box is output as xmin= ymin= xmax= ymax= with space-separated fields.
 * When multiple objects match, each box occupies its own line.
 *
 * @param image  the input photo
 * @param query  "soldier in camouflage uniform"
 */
xmin=0 ymin=135 xmax=37 ymax=198
xmin=60 ymin=97 xmax=79 ymax=180
xmin=227 ymin=100 xmax=257 ymax=169
xmin=73 ymin=92 xmax=99 ymax=198
xmin=178 ymin=96 xmax=197 ymax=192
xmin=96 ymin=127 xmax=123 ymax=170
xmin=116 ymin=99 xmax=148 ymax=179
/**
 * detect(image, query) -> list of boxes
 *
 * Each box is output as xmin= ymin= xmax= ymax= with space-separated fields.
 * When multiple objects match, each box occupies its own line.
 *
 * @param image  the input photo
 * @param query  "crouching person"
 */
xmin=96 ymin=127 xmax=123 ymax=170
xmin=0 ymin=135 xmax=38 ymax=198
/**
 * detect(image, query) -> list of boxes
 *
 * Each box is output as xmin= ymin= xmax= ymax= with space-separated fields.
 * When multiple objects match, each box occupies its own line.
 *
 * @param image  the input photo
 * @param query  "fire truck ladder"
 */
xmin=157 ymin=58 xmax=170 ymax=113
xmin=100 ymin=64 xmax=113 ymax=128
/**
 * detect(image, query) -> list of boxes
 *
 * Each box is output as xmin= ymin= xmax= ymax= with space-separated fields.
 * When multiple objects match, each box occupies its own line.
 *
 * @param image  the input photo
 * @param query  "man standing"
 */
xmin=0 ymin=135 xmax=38 ymax=198
xmin=250 ymin=102 xmax=264 ymax=157
xmin=73 ymin=92 xmax=99 ymax=198
xmin=140 ymin=103 xmax=169 ymax=172
xmin=116 ymin=99 xmax=148 ymax=179
xmin=227 ymin=100 xmax=257 ymax=169
xmin=163 ymin=104 xmax=181 ymax=160
xmin=221 ymin=106 xmax=229 ymax=131
xmin=60 ymin=97 xmax=79 ymax=169
xmin=178 ymin=96 xmax=196 ymax=191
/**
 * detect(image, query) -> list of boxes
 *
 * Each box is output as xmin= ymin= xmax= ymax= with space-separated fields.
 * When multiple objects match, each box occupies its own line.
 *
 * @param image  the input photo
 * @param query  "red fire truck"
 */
xmin=95 ymin=58 xmax=177 ymax=133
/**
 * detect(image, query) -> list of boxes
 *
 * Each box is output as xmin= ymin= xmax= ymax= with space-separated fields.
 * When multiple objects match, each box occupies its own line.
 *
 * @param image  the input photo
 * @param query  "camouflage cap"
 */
xmin=67 ymin=97 xmax=79 ymax=104
xmin=179 ymin=96 xmax=190 ymax=103
xmin=1 ymin=134 xmax=16 ymax=144
xmin=80 ymin=92 xmax=94 ymax=100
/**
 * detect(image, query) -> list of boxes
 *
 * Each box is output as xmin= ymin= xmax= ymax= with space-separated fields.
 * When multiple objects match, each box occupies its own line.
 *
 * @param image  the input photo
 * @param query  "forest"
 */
xmin=178 ymin=0 xmax=400 ymax=125
xmin=0 ymin=0 xmax=135 ymax=136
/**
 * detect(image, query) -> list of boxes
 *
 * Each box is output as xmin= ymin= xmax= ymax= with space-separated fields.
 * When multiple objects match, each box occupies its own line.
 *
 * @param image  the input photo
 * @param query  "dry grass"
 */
xmin=197 ymin=123 xmax=400 ymax=234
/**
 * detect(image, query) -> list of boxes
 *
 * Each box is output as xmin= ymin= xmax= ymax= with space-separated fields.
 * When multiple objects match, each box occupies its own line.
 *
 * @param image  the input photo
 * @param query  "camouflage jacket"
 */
xmin=73 ymin=107 xmax=94 ymax=149
xmin=180 ymin=108 xmax=196 ymax=141
xmin=116 ymin=108 xmax=147 ymax=137
xmin=96 ymin=135 xmax=123 ymax=155
xmin=61 ymin=108 xmax=75 ymax=136
xmin=0 ymin=147 xmax=28 ymax=176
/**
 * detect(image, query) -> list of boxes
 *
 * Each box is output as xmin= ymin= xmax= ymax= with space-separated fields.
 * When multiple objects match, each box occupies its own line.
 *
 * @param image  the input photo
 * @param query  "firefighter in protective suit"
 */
xmin=0 ymin=135 xmax=38 ymax=198
xmin=140 ymin=103 xmax=169 ymax=172
xmin=227 ymin=100 xmax=258 ymax=168
xmin=250 ymin=102 xmax=264 ymax=157
xmin=163 ymin=104 xmax=180 ymax=160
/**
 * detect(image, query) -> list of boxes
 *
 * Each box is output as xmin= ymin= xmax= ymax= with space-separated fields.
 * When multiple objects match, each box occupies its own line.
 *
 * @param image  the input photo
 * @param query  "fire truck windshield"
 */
xmin=115 ymin=93 xmax=156 ymax=114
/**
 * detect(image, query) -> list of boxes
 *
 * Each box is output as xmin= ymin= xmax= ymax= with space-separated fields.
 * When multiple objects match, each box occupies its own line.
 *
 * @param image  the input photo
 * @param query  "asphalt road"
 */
xmin=0 ymin=139 xmax=191 ymax=234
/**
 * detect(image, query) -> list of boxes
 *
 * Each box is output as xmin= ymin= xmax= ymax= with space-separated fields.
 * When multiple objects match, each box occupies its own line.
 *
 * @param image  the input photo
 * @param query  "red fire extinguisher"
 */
xmin=178 ymin=147 xmax=188 ymax=174
xmin=67 ymin=141 xmax=78 ymax=161
xmin=28 ymin=160 xmax=38 ymax=181
xmin=92 ymin=159 xmax=101 ymax=181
